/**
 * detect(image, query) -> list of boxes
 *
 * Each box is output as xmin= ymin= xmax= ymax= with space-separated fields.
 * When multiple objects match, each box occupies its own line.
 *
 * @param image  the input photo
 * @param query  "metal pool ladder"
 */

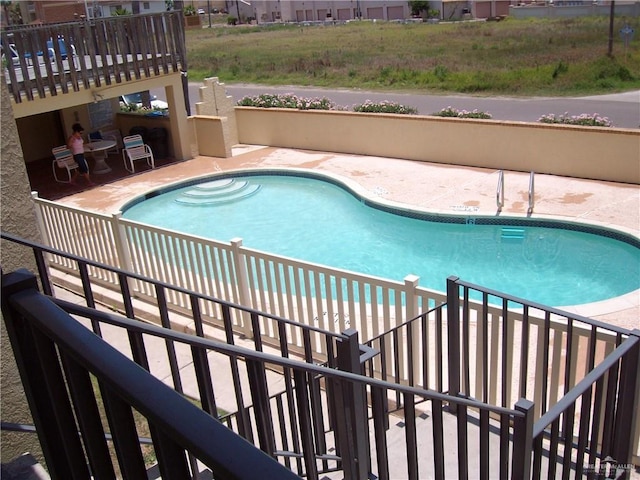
xmin=496 ymin=170 xmax=504 ymax=211
xmin=528 ymin=171 xmax=535 ymax=214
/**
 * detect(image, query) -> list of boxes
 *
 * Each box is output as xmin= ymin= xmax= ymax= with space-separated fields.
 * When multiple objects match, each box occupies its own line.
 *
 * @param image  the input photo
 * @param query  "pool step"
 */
xmin=182 ymin=180 xmax=251 ymax=197
xmin=175 ymin=179 xmax=261 ymax=205
xmin=191 ymin=178 xmax=235 ymax=191
xmin=501 ymin=227 xmax=525 ymax=240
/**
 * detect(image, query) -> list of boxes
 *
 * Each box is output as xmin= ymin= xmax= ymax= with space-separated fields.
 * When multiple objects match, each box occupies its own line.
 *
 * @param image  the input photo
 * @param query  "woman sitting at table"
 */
xmin=67 ymin=123 xmax=94 ymax=186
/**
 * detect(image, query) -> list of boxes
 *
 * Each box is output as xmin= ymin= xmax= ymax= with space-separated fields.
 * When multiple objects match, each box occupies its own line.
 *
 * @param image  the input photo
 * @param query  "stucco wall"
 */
xmin=235 ymin=108 xmax=640 ymax=184
xmin=195 ymin=77 xmax=239 ymax=146
xmin=17 ymin=111 xmax=66 ymax=163
xmin=193 ymin=116 xmax=232 ymax=158
xmin=1 ymin=72 xmax=44 ymax=466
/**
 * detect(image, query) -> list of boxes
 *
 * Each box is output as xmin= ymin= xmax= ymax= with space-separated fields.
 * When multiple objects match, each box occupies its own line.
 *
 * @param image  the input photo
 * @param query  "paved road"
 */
xmin=160 ymin=83 xmax=640 ymax=129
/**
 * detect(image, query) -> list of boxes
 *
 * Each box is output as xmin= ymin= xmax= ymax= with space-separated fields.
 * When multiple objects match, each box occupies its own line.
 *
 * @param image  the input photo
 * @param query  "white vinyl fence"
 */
xmin=33 ymin=195 xmax=445 ymax=347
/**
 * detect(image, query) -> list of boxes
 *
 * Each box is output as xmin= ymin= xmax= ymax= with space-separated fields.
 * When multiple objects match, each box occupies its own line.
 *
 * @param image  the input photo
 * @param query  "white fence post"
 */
xmin=112 ymin=212 xmax=136 ymax=293
xmin=112 ymin=212 xmax=132 ymax=272
xmin=230 ymin=237 xmax=253 ymax=338
xmin=404 ymin=274 xmax=420 ymax=384
xmin=31 ymin=192 xmax=50 ymax=246
xmin=404 ymin=274 xmax=420 ymax=321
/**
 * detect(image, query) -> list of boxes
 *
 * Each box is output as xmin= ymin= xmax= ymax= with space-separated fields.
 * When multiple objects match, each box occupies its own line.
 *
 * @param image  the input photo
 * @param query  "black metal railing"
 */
xmin=1 ymin=269 xmax=301 ymax=480
xmin=448 ymin=278 xmax=639 ymax=479
xmin=359 ymin=278 xmax=640 ymax=477
xmin=2 ymin=232 xmax=639 ymax=479
xmin=2 ymin=266 xmax=533 ymax=480
xmin=363 ymin=302 xmax=447 ymax=408
xmin=2 ymin=11 xmax=186 ymax=103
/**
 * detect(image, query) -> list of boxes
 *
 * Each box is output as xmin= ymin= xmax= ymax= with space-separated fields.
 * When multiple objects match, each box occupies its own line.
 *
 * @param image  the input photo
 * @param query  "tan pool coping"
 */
xmin=55 ymin=145 xmax=640 ymax=329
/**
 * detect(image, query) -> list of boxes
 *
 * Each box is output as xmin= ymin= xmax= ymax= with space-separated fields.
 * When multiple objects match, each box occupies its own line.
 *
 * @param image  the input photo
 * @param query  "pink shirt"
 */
xmin=68 ymin=135 xmax=84 ymax=155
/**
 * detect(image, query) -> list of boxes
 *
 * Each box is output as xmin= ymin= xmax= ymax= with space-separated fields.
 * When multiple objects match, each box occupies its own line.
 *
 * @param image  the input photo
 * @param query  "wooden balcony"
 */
xmin=1 ymin=11 xmax=187 ymax=105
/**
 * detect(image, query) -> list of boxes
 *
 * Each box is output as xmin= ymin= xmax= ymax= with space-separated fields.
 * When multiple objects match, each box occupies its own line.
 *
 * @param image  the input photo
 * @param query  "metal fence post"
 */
xmin=334 ymin=329 xmax=370 ymax=480
xmin=446 ymin=276 xmax=461 ymax=413
xmin=1 ymin=269 xmax=83 ymax=479
xmin=512 ymin=398 xmax=534 ymax=480
xmin=611 ymin=330 xmax=640 ymax=476
xmin=246 ymin=359 xmax=277 ymax=456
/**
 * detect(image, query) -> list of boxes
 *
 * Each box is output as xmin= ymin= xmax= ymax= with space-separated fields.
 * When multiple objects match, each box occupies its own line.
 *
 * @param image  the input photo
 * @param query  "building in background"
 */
xmin=5 ymin=0 xmax=627 ymax=27
xmin=16 ymin=0 xmax=167 ymax=24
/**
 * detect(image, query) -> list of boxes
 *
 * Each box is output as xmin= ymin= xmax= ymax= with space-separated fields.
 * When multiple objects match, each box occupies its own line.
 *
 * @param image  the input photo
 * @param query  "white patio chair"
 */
xmin=122 ymin=134 xmax=155 ymax=173
xmin=51 ymin=146 xmax=79 ymax=183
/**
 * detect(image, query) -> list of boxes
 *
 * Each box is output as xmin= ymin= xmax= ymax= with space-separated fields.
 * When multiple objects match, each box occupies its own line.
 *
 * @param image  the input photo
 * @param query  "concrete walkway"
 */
xmin=56 ymin=145 xmax=640 ymax=330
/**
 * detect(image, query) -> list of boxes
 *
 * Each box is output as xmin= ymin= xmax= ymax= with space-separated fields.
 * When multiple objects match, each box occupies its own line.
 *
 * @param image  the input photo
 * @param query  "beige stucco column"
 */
xmin=1 ymin=71 xmax=44 ymax=465
xmin=195 ymin=77 xmax=239 ymax=146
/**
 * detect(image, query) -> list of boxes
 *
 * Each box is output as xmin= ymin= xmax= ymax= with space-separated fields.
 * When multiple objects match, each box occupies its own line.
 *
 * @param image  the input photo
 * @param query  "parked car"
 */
xmin=119 ymin=92 xmax=168 ymax=110
xmin=197 ymin=8 xmax=205 ymax=14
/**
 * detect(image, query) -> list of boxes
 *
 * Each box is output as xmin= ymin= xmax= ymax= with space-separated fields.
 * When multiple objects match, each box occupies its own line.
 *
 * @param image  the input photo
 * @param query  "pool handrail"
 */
xmin=496 ymin=169 xmax=504 ymax=211
xmin=528 ymin=171 xmax=535 ymax=214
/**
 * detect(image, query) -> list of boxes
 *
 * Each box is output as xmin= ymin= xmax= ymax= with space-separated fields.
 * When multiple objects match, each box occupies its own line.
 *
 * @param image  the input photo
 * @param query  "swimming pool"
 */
xmin=122 ymin=171 xmax=640 ymax=307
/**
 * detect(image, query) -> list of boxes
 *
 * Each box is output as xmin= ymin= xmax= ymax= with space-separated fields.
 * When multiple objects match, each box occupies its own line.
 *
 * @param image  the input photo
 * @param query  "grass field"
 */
xmin=186 ymin=16 xmax=640 ymax=96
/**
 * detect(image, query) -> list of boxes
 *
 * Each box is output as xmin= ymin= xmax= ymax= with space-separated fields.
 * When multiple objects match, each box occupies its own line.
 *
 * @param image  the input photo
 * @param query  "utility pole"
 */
xmin=607 ymin=0 xmax=615 ymax=57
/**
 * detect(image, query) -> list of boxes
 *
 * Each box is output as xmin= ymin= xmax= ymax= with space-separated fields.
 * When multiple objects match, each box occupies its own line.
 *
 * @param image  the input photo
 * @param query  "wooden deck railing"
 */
xmin=1 ymin=11 xmax=186 ymax=103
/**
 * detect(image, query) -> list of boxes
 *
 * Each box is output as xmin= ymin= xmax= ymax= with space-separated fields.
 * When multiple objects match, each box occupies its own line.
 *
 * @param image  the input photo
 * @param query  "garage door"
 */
xmin=475 ymin=2 xmax=491 ymax=18
xmin=495 ymin=1 xmax=510 ymax=16
xmin=337 ymin=8 xmax=351 ymax=20
xmin=367 ymin=7 xmax=383 ymax=19
xmin=387 ymin=6 xmax=404 ymax=20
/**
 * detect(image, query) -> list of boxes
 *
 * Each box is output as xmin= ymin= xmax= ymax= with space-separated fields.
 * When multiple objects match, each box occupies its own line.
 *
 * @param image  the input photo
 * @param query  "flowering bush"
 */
xmin=238 ymin=95 xmax=418 ymax=114
xmin=237 ymin=94 xmax=338 ymax=110
xmin=352 ymin=100 xmax=418 ymax=115
xmin=431 ymin=107 xmax=492 ymax=119
xmin=538 ymin=113 xmax=612 ymax=127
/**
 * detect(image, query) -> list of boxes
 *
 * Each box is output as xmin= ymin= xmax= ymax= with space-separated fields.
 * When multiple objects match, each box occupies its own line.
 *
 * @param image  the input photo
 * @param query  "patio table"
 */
xmin=85 ymin=140 xmax=116 ymax=174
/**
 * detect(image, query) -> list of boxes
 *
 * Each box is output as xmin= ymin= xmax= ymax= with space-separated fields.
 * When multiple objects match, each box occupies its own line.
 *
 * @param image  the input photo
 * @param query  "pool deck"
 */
xmin=55 ymin=145 xmax=640 ymax=330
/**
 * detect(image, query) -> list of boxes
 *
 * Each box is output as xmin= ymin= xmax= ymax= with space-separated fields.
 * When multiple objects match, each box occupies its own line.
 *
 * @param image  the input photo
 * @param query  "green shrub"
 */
xmin=552 ymin=61 xmax=568 ymax=79
xmin=434 ymin=65 xmax=448 ymax=81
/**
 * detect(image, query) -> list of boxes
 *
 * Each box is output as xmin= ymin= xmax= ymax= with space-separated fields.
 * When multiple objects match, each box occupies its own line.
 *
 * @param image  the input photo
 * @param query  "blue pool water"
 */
xmin=122 ymin=173 xmax=640 ymax=307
